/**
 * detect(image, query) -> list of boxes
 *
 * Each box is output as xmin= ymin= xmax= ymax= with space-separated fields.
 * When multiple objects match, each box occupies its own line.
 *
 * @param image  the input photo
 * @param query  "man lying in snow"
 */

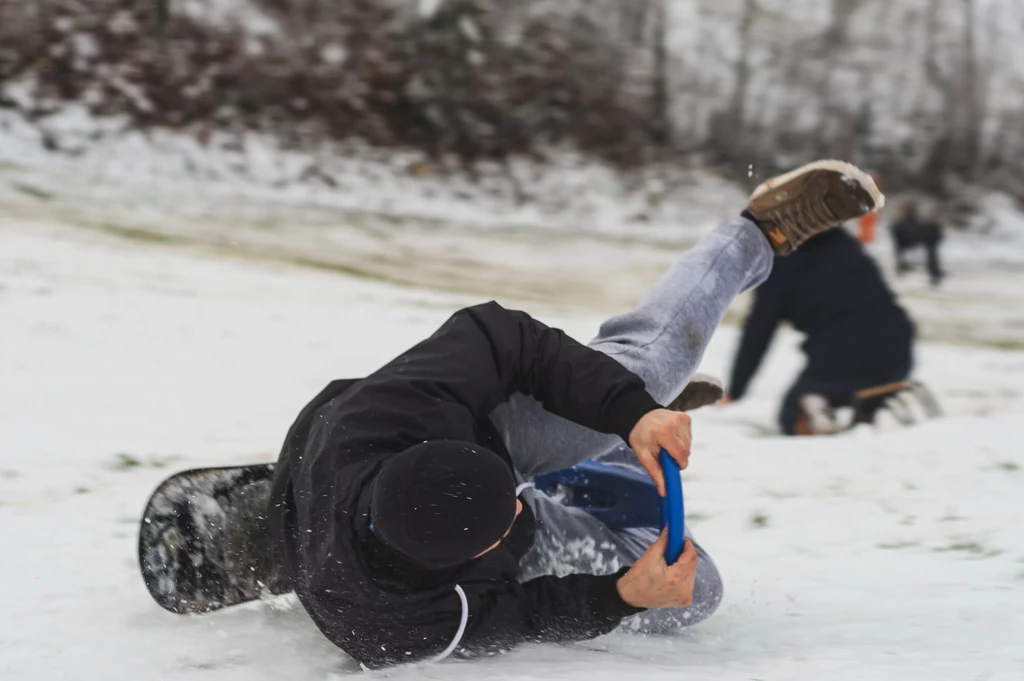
xmin=268 ymin=161 xmax=884 ymax=668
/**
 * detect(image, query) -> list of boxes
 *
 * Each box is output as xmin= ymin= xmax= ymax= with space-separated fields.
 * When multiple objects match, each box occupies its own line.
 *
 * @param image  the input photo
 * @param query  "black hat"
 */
xmin=370 ymin=441 xmax=517 ymax=570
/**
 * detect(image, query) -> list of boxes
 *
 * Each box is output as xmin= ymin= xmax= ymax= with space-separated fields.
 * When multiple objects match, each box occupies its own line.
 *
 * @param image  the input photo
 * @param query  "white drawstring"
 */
xmin=428 ymin=584 xmax=469 ymax=663
xmin=360 ymin=585 xmax=469 ymax=676
xmin=363 ymin=482 xmax=532 ymax=674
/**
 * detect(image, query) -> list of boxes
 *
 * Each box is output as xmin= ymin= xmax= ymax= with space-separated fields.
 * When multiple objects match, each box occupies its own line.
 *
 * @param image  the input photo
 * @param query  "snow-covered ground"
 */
xmin=3 ymin=214 xmax=1023 ymax=680
xmin=4 ymin=107 xmax=1024 ymax=346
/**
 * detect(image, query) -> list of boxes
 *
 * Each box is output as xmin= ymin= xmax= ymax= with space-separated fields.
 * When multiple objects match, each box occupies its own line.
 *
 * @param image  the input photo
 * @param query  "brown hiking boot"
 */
xmin=745 ymin=160 xmax=885 ymax=255
xmin=667 ymin=373 xmax=724 ymax=412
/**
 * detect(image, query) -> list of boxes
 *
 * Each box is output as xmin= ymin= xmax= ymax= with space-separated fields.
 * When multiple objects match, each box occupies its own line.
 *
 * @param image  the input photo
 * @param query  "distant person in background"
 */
xmin=921 ymin=210 xmax=945 ymax=286
xmin=727 ymin=227 xmax=916 ymax=435
xmin=891 ymin=202 xmax=923 ymax=274
xmin=890 ymin=203 xmax=945 ymax=286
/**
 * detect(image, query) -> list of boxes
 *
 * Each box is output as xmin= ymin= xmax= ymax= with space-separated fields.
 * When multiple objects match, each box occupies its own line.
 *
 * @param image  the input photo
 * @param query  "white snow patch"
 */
xmin=417 ymin=0 xmax=444 ymax=19
xmin=319 ymin=44 xmax=348 ymax=66
xmin=178 ymin=0 xmax=281 ymax=36
xmin=2 ymin=218 xmax=1023 ymax=680
xmin=3 ymin=106 xmax=1024 ymax=346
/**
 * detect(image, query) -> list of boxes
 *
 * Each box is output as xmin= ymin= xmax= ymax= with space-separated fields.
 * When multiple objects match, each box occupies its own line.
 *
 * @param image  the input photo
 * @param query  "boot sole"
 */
xmin=668 ymin=373 xmax=725 ymax=412
xmin=750 ymin=160 xmax=885 ymax=211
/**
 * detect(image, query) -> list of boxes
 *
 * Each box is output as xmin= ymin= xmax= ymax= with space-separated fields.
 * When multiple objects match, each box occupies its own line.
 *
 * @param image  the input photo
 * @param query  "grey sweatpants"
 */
xmin=490 ymin=217 xmax=774 ymax=633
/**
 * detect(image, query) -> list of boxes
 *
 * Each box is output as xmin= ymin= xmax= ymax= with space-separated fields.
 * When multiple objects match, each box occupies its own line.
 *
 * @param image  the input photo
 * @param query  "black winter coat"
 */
xmin=269 ymin=302 xmax=658 ymax=668
xmin=729 ymin=228 xmax=914 ymax=399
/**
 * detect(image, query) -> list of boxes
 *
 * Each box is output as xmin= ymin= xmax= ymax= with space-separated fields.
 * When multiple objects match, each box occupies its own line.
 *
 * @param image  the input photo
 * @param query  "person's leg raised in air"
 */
xmin=497 ymin=160 xmax=884 ymax=633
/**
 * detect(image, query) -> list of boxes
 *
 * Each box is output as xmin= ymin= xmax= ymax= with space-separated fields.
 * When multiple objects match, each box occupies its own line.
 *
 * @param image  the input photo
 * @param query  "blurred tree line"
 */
xmin=1 ymin=0 xmax=1022 ymax=199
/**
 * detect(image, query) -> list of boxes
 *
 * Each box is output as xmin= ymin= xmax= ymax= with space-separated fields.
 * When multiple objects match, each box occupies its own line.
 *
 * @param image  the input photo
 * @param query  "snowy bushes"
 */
xmin=1 ymin=0 xmax=1023 ymax=200
xmin=0 ymin=0 xmax=661 ymax=165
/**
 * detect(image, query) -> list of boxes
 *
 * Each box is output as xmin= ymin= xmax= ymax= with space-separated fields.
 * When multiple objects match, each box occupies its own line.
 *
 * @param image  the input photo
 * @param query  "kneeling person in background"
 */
xmin=727 ymin=226 xmax=915 ymax=435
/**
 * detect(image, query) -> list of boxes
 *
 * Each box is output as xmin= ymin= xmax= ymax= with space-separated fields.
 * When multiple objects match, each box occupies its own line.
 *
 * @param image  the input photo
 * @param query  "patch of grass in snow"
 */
xmin=113 ymin=453 xmax=143 ymax=470
xmin=877 ymin=540 xmax=919 ymax=549
xmin=996 ymin=460 xmax=1020 ymax=471
xmin=110 ymin=453 xmax=181 ymax=470
xmin=184 ymin=661 xmax=222 ymax=671
xmin=1 ymin=469 xmax=20 ymax=479
xmin=750 ymin=512 xmax=770 ymax=529
xmin=91 ymin=222 xmax=187 ymax=245
xmin=74 ymin=487 xmax=90 ymax=494
xmin=935 ymin=541 xmax=986 ymax=555
xmin=985 ymin=338 xmax=1024 ymax=351
xmin=9 ymin=181 xmax=54 ymax=200
xmin=760 ymin=488 xmax=801 ymax=500
xmin=81 ymin=217 xmax=403 ymax=286
xmin=283 ymin=255 xmax=399 ymax=284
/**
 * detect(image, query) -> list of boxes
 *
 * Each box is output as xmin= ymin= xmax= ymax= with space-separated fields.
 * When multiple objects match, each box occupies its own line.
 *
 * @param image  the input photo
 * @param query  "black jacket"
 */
xmin=730 ymin=229 xmax=914 ymax=399
xmin=269 ymin=302 xmax=659 ymax=668
xmin=891 ymin=215 xmax=928 ymax=248
xmin=892 ymin=216 xmax=943 ymax=248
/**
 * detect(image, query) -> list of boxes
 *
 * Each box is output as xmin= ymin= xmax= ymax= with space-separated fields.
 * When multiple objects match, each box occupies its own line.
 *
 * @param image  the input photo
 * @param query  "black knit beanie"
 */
xmin=370 ymin=441 xmax=517 ymax=570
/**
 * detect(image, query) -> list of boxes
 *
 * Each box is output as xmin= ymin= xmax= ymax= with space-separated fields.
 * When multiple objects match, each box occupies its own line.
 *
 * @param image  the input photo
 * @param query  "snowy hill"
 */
xmin=2 ymin=215 xmax=1024 ymax=680
xmin=3 ymin=110 xmax=1024 ymax=347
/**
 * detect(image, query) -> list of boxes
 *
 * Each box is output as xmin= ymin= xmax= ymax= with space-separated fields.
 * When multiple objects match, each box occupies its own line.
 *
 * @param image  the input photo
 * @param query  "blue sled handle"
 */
xmin=659 ymin=449 xmax=685 ymax=565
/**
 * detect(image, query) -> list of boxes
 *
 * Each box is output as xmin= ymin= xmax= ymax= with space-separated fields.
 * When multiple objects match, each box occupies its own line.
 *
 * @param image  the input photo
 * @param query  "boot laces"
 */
xmin=772 ymin=193 xmax=839 ymax=242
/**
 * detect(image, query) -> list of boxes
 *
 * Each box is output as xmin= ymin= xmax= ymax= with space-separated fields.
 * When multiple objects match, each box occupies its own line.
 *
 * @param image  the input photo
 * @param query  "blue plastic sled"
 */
xmin=533 ymin=448 xmax=685 ymax=565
